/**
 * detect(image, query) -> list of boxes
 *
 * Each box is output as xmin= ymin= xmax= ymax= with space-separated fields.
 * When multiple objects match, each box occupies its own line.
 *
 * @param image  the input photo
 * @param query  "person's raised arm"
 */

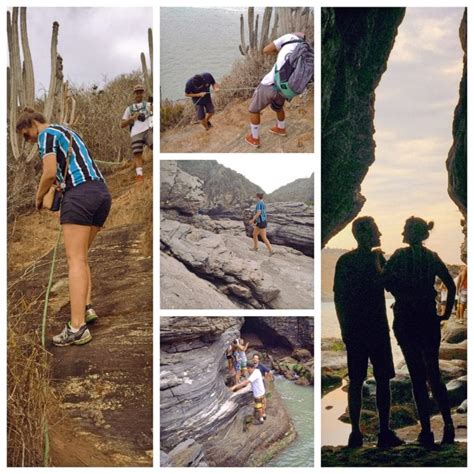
xmin=230 ymin=379 xmax=250 ymax=392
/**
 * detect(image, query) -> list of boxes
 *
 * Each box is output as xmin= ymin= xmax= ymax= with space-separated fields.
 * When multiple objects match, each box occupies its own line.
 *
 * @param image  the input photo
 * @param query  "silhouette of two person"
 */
xmin=334 ymin=216 xmax=456 ymax=449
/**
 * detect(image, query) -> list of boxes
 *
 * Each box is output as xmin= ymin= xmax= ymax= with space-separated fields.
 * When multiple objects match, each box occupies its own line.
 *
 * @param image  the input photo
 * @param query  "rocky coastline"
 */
xmin=160 ymin=317 xmax=314 ymax=467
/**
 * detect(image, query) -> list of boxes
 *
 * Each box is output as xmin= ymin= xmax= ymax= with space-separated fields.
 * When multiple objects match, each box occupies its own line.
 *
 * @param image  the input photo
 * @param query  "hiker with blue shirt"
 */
xmin=245 ymin=32 xmax=313 ymax=148
xmin=16 ymin=107 xmax=112 ymax=347
xmin=185 ymin=73 xmax=220 ymax=130
xmin=250 ymin=193 xmax=274 ymax=256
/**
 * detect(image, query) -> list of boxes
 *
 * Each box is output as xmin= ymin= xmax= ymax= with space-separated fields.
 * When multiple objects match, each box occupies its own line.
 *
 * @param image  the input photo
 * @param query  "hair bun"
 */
xmin=427 ymin=221 xmax=434 ymax=230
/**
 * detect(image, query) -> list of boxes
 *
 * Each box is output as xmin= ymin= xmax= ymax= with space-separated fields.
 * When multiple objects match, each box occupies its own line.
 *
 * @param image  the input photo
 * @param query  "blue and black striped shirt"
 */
xmin=38 ymin=124 xmax=105 ymax=190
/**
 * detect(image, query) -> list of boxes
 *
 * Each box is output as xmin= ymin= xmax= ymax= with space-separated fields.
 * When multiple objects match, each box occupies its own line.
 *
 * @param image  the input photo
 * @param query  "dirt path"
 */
xmin=8 ymin=154 xmax=153 ymax=467
xmin=160 ymin=93 xmax=314 ymax=153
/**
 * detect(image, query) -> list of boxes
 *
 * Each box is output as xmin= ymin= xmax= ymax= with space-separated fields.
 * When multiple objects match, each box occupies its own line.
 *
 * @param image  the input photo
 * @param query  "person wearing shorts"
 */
xmin=121 ymin=84 xmax=153 ymax=183
xmin=456 ymin=265 xmax=467 ymax=323
xmin=185 ymin=73 xmax=220 ymax=130
xmin=334 ymin=216 xmax=403 ymax=449
xmin=245 ymin=32 xmax=305 ymax=148
xmin=250 ymin=193 xmax=274 ymax=256
xmin=16 ymin=107 xmax=112 ymax=347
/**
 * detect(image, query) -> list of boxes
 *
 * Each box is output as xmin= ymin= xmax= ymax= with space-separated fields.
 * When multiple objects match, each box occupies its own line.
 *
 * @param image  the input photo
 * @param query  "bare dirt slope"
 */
xmin=160 ymin=93 xmax=314 ymax=153
xmin=8 ymin=154 xmax=153 ymax=467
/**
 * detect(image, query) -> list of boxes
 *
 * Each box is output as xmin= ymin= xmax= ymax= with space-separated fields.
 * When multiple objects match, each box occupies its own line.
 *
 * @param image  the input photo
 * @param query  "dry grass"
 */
xmin=7 ymin=289 xmax=57 ymax=467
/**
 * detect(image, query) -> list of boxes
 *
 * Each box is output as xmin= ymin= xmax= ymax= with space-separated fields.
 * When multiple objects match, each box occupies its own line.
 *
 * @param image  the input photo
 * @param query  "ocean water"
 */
xmin=266 ymin=376 xmax=314 ymax=467
xmin=160 ymin=7 xmax=265 ymax=100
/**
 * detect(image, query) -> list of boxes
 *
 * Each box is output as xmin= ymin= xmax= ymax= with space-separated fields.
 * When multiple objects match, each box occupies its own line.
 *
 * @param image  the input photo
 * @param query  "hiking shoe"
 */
xmin=249 ymin=247 xmax=258 ymax=252
xmin=245 ymin=134 xmax=260 ymax=148
xmin=377 ymin=430 xmax=405 ymax=448
xmin=269 ymin=126 xmax=287 ymax=137
xmin=268 ymin=250 xmax=276 ymax=257
xmin=85 ymin=307 xmax=98 ymax=324
xmin=207 ymin=121 xmax=213 ymax=129
xmin=52 ymin=322 xmax=92 ymax=347
xmin=441 ymin=423 xmax=455 ymax=445
xmin=417 ymin=430 xmax=437 ymax=450
xmin=347 ymin=431 xmax=363 ymax=448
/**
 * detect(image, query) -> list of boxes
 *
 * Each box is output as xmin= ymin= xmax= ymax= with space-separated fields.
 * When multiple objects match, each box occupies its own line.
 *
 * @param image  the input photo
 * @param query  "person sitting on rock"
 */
xmin=383 ymin=217 xmax=456 ymax=449
xmin=185 ymin=73 xmax=220 ymax=130
xmin=244 ymin=32 xmax=306 ymax=148
xmin=250 ymin=193 xmax=274 ymax=256
xmin=334 ymin=216 xmax=404 ymax=449
xmin=231 ymin=362 xmax=266 ymax=423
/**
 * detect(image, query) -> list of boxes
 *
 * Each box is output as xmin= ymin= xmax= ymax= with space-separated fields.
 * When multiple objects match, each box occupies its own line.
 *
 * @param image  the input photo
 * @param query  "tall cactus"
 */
xmin=239 ymin=7 xmax=278 ymax=57
xmin=20 ymin=7 xmax=34 ymax=107
xmin=141 ymin=27 xmax=153 ymax=97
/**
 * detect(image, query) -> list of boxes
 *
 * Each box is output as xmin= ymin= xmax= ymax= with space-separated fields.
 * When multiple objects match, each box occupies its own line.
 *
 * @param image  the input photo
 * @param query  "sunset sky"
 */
xmin=327 ymin=7 xmax=465 ymax=264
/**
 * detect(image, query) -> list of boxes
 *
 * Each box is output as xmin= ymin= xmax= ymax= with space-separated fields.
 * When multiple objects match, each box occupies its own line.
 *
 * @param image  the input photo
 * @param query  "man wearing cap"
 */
xmin=121 ymin=84 xmax=153 ymax=183
xmin=185 ymin=73 xmax=220 ymax=130
xmin=231 ymin=362 xmax=266 ymax=423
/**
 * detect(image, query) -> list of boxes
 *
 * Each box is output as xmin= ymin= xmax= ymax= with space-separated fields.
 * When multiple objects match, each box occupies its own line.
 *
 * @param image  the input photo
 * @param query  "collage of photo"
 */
xmin=4 ymin=2 xmax=468 ymax=471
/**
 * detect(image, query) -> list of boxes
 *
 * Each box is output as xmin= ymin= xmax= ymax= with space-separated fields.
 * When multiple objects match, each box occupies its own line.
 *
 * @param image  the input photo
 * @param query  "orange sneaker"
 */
xmin=269 ymin=126 xmax=287 ymax=136
xmin=135 ymin=175 xmax=144 ymax=184
xmin=245 ymin=134 xmax=261 ymax=148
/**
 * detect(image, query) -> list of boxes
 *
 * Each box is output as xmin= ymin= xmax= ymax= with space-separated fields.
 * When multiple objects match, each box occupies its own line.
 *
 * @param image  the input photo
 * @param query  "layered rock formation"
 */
xmin=160 ymin=317 xmax=296 ymax=467
xmin=161 ymin=219 xmax=313 ymax=309
xmin=160 ymin=161 xmax=314 ymax=309
xmin=446 ymin=8 xmax=467 ymax=262
xmin=321 ymin=7 xmax=406 ymax=246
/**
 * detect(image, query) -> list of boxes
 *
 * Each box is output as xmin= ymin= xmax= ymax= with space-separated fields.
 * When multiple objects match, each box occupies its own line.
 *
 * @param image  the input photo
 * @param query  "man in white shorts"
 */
xmin=245 ymin=32 xmax=305 ymax=148
xmin=231 ymin=362 xmax=266 ymax=423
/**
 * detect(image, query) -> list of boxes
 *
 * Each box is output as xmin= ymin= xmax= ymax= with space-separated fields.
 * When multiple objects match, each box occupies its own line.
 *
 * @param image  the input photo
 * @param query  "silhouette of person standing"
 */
xmin=384 ymin=217 xmax=456 ymax=449
xmin=334 ymin=216 xmax=403 ymax=448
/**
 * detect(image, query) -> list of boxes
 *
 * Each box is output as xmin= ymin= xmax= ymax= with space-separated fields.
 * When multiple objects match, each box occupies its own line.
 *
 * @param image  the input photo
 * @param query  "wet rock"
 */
xmin=321 ymin=351 xmax=347 ymax=371
xmin=161 ymin=219 xmax=313 ymax=309
xmin=446 ymin=376 xmax=467 ymax=407
xmin=321 ymin=7 xmax=406 ymax=245
xmin=439 ymin=340 xmax=467 ymax=361
xmin=456 ymin=399 xmax=467 ymax=414
xmin=167 ymin=439 xmax=204 ymax=467
xmin=397 ymin=359 xmax=467 ymax=382
xmin=160 ymin=160 xmax=206 ymax=215
xmin=442 ymin=321 xmax=467 ymax=344
xmin=160 ymin=251 xmax=239 ymax=309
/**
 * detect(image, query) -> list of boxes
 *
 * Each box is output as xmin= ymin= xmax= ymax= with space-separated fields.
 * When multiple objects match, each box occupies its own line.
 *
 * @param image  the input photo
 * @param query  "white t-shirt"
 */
xmin=261 ymin=33 xmax=302 ymax=86
xmin=122 ymin=101 xmax=152 ymax=137
xmin=248 ymin=368 xmax=265 ymax=398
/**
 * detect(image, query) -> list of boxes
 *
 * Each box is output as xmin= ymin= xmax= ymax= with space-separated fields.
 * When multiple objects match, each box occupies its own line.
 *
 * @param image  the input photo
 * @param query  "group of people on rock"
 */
xmin=334 ymin=216 xmax=463 ymax=450
xmin=226 ymin=338 xmax=272 ymax=424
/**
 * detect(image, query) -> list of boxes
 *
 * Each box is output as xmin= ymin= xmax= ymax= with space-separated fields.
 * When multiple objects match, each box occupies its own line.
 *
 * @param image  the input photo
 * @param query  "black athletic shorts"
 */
xmin=60 ymin=180 xmax=112 ymax=227
xmin=256 ymin=220 xmax=267 ymax=229
xmin=195 ymin=95 xmax=214 ymax=120
xmin=344 ymin=335 xmax=395 ymax=382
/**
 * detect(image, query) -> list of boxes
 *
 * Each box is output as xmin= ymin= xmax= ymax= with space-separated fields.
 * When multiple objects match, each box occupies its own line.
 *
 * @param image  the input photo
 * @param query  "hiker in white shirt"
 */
xmin=231 ymin=363 xmax=266 ymax=423
xmin=245 ymin=32 xmax=305 ymax=148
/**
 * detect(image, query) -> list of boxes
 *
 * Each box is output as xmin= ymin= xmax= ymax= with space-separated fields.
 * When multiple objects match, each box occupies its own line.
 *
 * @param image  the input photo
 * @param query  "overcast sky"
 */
xmin=328 ymin=7 xmax=465 ymax=264
xmin=8 ymin=7 xmax=152 ymax=94
xmin=216 ymin=157 xmax=314 ymax=194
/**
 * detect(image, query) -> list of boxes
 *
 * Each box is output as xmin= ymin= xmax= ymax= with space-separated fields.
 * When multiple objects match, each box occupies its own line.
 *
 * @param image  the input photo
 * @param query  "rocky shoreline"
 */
xmin=160 ymin=317 xmax=314 ymax=467
xmin=321 ymin=317 xmax=467 ymax=465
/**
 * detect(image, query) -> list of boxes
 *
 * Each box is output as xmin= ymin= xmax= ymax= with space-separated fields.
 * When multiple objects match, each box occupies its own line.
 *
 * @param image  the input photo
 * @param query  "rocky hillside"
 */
xmin=267 ymin=173 xmax=314 ymax=204
xmin=160 ymin=92 xmax=314 ymax=153
xmin=321 ymin=7 xmax=406 ymax=246
xmin=160 ymin=316 xmax=313 ymax=467
xmin=176 ymin=160 xmax=264 ymax=209
xmin=160 ymin=161 xmax=314 ymax=309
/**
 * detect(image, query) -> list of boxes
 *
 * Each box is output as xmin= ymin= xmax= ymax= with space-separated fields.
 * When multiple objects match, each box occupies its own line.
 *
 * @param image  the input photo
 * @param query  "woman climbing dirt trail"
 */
xmin=7 ymin=155 xmax=153 ymax=467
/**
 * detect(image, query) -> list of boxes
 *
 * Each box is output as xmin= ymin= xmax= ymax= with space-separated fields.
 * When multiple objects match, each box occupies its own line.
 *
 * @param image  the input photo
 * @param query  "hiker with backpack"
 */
xmin=121 ymin=84 xmax=153 ymax=183
xmin=245 ymin=32 xmax=313 ymax=148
